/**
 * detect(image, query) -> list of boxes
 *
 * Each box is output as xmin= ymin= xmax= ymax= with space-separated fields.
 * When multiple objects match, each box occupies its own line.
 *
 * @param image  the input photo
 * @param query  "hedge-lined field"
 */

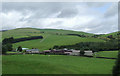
xmin=2 ymin=55 xmax=115 ymax=74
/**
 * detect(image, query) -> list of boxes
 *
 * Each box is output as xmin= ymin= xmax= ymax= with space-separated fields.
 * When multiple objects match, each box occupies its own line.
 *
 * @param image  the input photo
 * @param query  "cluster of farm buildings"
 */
xmin=21 ymin=48 xmax=95 ymax=56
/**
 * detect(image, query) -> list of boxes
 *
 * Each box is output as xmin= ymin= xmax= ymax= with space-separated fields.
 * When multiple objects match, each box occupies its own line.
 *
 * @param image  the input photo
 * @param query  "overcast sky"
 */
xmin=1 ymin=2 xmax=118 ymax=34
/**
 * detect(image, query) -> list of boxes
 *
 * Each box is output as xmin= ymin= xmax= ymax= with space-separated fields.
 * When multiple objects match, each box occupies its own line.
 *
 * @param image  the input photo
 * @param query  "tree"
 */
xmin=2 ymin=37 xmax=14 ymax=45
xmin=2 ymin=45 xmax=7 ymax=54
xmin=6 ymin=43 xmax=13 ymax=51
xmin=53 ymin=45 xmax=59 ymax=49
xmin=80 ymin=49 xmax=85 ymax=56
xmin=112 ymin=51 xmax=120 ymax=76
xmin=17 ymin=46 xmax=22 ymax=52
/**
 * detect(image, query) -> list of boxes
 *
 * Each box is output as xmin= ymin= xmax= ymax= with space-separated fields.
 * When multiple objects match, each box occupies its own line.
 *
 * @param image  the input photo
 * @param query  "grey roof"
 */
xmin=26 ymin=49 xmax=39 ymax=51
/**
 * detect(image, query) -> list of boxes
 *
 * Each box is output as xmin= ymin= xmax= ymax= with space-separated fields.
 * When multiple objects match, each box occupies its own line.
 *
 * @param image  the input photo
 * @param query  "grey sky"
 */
xmin=1 ymin=2 xmax=118 ymax=34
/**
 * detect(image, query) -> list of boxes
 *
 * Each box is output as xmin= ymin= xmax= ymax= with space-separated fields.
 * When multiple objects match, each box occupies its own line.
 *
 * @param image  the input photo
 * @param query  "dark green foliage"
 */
xmin=53 ymin=41 xmax=118 ymax=52
xmin=2 ymin=45 xmax=7 ymax=54
xmin=2 ymin=36 xmax=43 ymax=45
xmin=53 ymin=45 xmax=59 ymax=49
xmin=2 ymin=37 xmax=14 ymax=45
xmin=67 ymin=34 xmax=87 ymax=37
xmin=13 ymin=36 xmax=43 ymax=43
xmin=80 ymin=50 xmax=85 ymax=56
xmin=92 ymin=35 xmax=99 ymax=38
xmin=2 ymin=43 xmax=13 ymax=54
xmin=112 ymin=51 xmax=120 ymax=76
xmin=5 ymin=43 xmax=13 ymax=51
xmin=17 ymin=46 xmax=22 ymax=52
xmin=2 ymin=37 xmax=13 ymax=54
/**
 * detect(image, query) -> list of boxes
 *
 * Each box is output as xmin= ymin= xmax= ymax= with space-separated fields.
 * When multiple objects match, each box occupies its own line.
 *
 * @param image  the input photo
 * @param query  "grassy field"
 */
xmin=2 ymin=28 xmax=118 ymax=74
xmin=1 ymin=28 xmax=106 ymax=51
xmin=99 ymin=31 xmax=119 ymax=38
xmin=96 ymin=51 xmax=118 ymax=58
xmin=2 ymin=28 xmax=94 ymax=39
xmin=2 ymin=28 xmax=43 ymax=39
xmin=13 ymin=34 xmax=105 ymax=51
xmin=2 ymin=55 xmax=115 ymax=74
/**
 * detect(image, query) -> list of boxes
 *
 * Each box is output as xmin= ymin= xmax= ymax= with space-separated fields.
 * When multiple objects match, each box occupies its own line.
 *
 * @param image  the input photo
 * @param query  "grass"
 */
xmin=2 ymin=28 xmax=43 ymax=39
xmin=2 ymin=28 xmax=94 ymax=39
xmin=6 ymin=51 xmax=17 ymax=54
xmin=13 ymin=34 xmax=105 ymax=51
xmin=96 ymin=51 xmax=118 ymax=58
xmin=2 ymin=54 xmax=115 ymax=74
xmin=2 ymin=28 xmax=105 ymax=51
xmin=100 ymin=31 xmax=119 ymax=38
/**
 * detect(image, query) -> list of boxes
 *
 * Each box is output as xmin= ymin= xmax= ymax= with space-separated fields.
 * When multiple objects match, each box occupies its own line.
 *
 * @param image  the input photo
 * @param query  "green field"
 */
xmin=2 ymin=55 xmax=115 ymax=74
xmin=13 ymin=34 xmax=105 ymax=51
xmin=2 ymin=28 xmax=107 ymax=51
xmin=99 ymin=31 xmax=119 ymax=39
xmin=2 ymin=28 xmax=94 ymax=39
xmin=2 ymin=28 xmax=118 ymax=74
xmin=97 ymin=51 xmax=118 ymax=58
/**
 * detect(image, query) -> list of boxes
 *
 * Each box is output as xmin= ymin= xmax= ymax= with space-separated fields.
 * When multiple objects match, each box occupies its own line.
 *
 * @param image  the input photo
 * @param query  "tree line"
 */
xmin=2 ymin=36 xmax=43 ymax=45
xmin=53 ymin=40 xmax=119 ymax=52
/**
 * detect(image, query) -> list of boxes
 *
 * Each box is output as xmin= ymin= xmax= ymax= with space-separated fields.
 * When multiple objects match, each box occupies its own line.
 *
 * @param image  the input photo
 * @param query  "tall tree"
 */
xmin=17 ymin=46 xmax=22 ymax=52
xmin=112 ymin=51 xmax=120 ymax=76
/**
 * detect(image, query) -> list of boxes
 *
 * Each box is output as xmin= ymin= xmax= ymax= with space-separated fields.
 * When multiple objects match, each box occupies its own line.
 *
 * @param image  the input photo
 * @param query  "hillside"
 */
xmin=99 ymin=31 xmax=119 ymax=38
xmin=2 ymin=28 xmax=94 ymax=39
xmin=2 ymin=28 xmax=106 ymax=51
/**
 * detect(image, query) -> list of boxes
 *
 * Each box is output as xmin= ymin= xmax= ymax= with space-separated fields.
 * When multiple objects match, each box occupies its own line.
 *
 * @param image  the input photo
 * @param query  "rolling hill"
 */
xmin=2 ymin=28 xmax=106 ymax=51
xmin=2 ymin=28 xmax=118 ymax=74
xmin=99 ymin=31 xmax=119 ymax=38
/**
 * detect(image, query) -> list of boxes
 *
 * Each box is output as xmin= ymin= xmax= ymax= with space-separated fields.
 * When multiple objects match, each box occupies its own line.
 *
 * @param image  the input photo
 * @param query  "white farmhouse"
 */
xmin=70 ymin=50 xmax=80 ymax=56
xmin=64 ymin=49 xmax=80 ymax=56
xmin=84 ymin=51 xmax=93 ymax=56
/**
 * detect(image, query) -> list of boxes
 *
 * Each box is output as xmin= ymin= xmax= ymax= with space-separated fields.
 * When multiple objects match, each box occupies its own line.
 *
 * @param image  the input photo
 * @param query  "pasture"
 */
xmin=13 ymin=34 xmax=105 ymax=51
xmin=97 ymin=51 xmax=118 ymax=58
xmin=2 ymin=28 xmax=94 ymax=39
xmin=2 ymin=55 xmax=115 ymax=74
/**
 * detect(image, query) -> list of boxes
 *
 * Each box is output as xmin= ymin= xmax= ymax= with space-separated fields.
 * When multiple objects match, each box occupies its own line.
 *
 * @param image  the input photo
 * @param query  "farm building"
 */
xmin=64 ymin=49 xmax=80 ymax=56
xmin=84 ymin=51 xmax=93 ymax=56
xmin=70 ymin=50 xmax=80 ymax=56
xmin=43 ymin=50 xmax=51 ymax=55
xmin=26 ymin=49 xmax=40 ymax=54
xmin=22 ymin=48 xmax=29 ymax=50
xmin=15 ymin=48 xmax=29 ymax=51
xmin=43 ymin=49 xmax=65 ymax=55
xmin=43 ymin=49 xmax=94 ymax=56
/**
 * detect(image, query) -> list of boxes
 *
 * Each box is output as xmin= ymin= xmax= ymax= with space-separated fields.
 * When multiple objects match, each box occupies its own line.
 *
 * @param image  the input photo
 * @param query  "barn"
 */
xmin=26 ymin=49 xmax=40 ymax=54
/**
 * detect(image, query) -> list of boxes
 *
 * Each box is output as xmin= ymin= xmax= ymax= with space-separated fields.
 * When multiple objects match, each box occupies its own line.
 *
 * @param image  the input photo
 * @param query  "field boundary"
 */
xmin=4 ymin=53 xmax=117 ymax=60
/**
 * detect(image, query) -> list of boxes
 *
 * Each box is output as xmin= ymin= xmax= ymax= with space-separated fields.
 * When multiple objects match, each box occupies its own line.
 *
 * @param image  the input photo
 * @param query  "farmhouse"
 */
xmin=84 ymin=51 xmax=93 ymax=56
xmin=26 ymin=49 xmax=40 ymax=54
xmin=43 ymin=49 xmax=65 ymax=55
xmin=64 ymin=49 xmax=80 ymax=56
xmin=43 ymin=49 xmax=94 ymax=56
xmin=70 ymin=50 xmax=80 ymax=56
